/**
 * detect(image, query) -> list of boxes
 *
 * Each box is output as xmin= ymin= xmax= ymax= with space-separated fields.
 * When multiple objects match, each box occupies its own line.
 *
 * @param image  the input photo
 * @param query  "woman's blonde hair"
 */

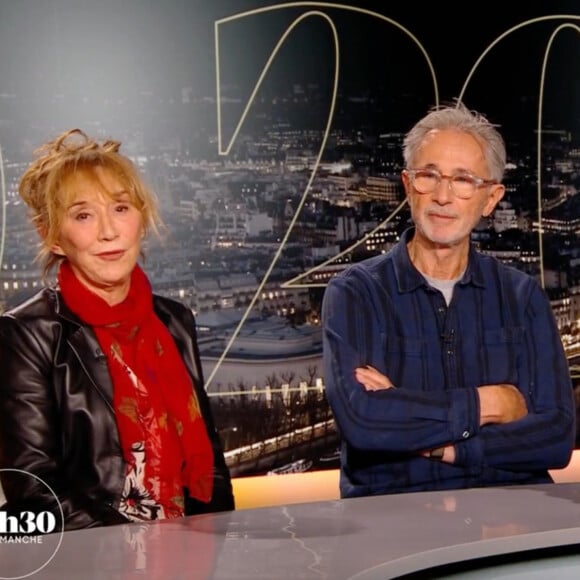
xmin=18 ymin=128 xmax=163 ymax=277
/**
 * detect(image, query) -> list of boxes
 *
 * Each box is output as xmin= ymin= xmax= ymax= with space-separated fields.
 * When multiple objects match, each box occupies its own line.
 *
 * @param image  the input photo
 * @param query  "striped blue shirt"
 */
xmin=322 ymin=228 xmax=575 ymax=498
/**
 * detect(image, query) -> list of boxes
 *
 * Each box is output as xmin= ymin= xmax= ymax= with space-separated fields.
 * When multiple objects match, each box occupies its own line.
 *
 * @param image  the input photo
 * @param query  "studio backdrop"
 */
xmin=0 ymin=0 xmax=578 ymax=478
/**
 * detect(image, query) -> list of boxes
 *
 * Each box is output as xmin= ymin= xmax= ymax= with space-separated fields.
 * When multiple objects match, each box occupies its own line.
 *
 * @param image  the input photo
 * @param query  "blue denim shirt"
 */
xmin=322 ymin=228 xmax=575 ymax=498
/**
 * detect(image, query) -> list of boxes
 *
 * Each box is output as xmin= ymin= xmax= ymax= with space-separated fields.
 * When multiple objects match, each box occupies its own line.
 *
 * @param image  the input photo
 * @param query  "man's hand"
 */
xmin=477 ymin=384 xmax=528 ymax=426
xmin=354 ymin=365 xmax=395 ymax=391
xmin=422 ymin=445 xmax=456 ymax=464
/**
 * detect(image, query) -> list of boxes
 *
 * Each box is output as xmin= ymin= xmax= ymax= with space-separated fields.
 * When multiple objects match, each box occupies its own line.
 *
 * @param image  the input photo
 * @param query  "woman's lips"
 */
xmin=95 ymin=250 xmax=125 ymax=260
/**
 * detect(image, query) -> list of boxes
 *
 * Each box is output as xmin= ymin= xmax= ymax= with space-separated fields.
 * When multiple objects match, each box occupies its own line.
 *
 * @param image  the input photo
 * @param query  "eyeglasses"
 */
xmin=406 ymin=168 xmax=497 ymax=199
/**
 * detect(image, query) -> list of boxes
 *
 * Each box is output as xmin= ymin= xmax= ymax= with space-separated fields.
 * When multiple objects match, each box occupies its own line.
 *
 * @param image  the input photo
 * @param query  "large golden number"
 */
xmin=209 ymin=3 xmax=436 ymax=387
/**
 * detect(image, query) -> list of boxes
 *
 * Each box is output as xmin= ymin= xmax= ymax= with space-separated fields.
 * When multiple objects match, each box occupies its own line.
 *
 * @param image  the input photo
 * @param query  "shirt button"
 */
xmin=447 ymin=350 xmax=453 ymax=356
xmin=462 ymin=431 xmax=470 ymax=439
xmin=438 ymin=307 xmax=445 ymax=314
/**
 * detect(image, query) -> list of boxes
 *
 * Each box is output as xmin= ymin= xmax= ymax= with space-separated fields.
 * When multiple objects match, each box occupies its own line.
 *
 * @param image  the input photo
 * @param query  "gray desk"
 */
xmin=3 ymin=483 xmax=580 ymax=579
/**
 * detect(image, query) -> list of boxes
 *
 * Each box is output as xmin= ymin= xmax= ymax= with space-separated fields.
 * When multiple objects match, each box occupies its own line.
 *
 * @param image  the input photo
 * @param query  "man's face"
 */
xmin=402 ymin=129 xmax=505 ymax=248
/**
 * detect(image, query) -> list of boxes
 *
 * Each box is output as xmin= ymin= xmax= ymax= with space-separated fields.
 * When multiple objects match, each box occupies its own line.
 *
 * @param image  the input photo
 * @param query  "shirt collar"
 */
xmin=393 ymin=227 xmax=486 ymax=293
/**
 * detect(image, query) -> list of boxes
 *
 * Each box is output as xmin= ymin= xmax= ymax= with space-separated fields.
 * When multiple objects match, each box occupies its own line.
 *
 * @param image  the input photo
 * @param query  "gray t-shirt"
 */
xmin=423 ymin=272 xmax=463 ymax=305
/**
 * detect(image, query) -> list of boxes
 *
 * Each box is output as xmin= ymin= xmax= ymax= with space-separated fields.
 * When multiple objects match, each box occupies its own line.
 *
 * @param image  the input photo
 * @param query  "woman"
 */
xmin=0 ymin=129 xmax=234 ymax=530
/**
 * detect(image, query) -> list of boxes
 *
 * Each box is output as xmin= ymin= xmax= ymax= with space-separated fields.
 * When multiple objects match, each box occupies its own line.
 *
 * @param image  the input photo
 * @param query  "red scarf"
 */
xmin=58 ymin=261 xmax=214 ymax=516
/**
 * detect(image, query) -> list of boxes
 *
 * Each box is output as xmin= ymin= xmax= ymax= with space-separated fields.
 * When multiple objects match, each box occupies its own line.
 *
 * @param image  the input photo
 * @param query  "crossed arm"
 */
xmin=355 ymin=365 xmax=529 ymax=463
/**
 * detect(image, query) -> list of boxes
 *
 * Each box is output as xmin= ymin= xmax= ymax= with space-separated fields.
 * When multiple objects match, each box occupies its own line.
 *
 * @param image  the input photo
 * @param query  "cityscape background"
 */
xmin=0 ymin=1 xmax=579 ymax=477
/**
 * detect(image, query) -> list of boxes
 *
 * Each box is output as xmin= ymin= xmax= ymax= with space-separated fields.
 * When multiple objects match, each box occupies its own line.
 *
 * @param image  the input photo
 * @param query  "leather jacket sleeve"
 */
xmin=0 ymin=311 xmax=129 ymax=530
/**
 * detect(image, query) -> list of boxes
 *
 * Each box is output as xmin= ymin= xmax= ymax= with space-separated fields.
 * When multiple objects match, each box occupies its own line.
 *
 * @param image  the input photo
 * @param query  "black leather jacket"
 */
xmin=0 ymin=288 xmax=235 ymax=530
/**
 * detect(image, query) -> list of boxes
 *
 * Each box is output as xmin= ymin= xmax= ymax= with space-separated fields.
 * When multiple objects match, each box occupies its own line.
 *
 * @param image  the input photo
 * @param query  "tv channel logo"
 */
xmin=0 ymin=469 xmax=64 ymax=579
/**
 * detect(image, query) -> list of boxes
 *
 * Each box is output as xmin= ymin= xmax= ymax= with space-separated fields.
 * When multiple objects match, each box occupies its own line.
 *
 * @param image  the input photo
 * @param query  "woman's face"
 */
xmin=51 ymin=168 xmax=144 ymax=305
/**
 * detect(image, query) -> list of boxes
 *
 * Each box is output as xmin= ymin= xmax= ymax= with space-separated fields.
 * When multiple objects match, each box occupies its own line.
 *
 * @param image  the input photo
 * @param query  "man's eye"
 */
xmin=453 ymin=175 xmax=476 ymax=185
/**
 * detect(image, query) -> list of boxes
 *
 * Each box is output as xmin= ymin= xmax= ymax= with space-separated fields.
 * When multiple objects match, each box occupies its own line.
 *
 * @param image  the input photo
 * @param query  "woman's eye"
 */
xmin=74 ymin=212 xmax=90 ymax=221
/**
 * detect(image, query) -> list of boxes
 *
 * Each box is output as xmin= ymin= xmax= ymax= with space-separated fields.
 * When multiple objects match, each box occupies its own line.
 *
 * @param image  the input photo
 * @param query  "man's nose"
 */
xmin=431 ymin=176 xmax=455 ymax=203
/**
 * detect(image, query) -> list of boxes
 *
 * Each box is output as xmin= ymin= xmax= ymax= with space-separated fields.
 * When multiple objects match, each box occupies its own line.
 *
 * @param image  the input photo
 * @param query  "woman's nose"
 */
xmin=98 ymin=213 xmax=118 ymax=240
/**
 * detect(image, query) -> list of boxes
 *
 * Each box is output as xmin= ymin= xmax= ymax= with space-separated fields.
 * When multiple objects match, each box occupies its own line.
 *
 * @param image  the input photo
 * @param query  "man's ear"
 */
xmin=401 ymin=170 xmax=412 ymax=200
xmin=482 ymin=184 xmax=505 ymax=217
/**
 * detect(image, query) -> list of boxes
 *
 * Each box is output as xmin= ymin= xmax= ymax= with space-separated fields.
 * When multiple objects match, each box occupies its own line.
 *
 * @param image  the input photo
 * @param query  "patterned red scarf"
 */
xmin=58 ymin=261 xmax=214 ymax=517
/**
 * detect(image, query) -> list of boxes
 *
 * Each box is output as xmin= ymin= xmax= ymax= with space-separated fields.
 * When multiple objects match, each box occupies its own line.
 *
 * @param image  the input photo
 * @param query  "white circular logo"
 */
xmin=0 ymin=469 xmax=65 ymax=579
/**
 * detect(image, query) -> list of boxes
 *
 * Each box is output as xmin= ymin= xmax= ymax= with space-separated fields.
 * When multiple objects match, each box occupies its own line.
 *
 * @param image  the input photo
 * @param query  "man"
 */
xmin=322 ymin=102 xmax=575 ymax=498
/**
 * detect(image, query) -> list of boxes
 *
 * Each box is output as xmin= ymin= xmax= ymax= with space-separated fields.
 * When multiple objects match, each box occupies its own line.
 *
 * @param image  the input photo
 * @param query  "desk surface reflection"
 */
xmin=3 ymin=482 xmax=580 ymax=579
